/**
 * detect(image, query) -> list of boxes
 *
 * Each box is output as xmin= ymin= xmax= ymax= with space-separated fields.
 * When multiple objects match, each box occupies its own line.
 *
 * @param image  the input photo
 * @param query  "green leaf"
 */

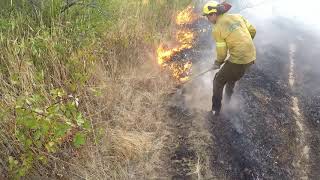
xmin=8 ymin=156 xmax=18 ymax=170
xmin=24 ymin=139 xmax=33 ymax=148
xmin=16 ymin=131 xmax=26 ymax=142
xmin=83 ymin=120 xmax=91 ymax=130
xmin=76 ymin=113 xmax=85 ymax=127
xmin=24 ymin=118 xmax=38 ymax=129
xmin=38 ymin=155 xmax=48 ymax=164
xmin=73 ymin=132 xmax=86 ymax=148
xmin=31 ymin=94 xmax=42 ymax=104
xmin=18 ymin=167 xmax=27 ymax=177
xmin=65 ymin=101 xmax=76 ymax=113
xmin=33 ymin=130 xmax=42 ymax=140
xmin=40 ymin=120 xmax=50 ymax=134
xmin=47 ymin=104 xmax=60 ymax=116
xmin=54 ymin=122 xmax=70 ymax=139
xmin=50 ymin=88 xmax=66 ymax=99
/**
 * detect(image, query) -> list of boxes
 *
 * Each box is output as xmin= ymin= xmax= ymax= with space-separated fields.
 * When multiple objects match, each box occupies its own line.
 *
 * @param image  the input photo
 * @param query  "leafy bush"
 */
xmin=10 ymin=88 xmax=90 ymax=178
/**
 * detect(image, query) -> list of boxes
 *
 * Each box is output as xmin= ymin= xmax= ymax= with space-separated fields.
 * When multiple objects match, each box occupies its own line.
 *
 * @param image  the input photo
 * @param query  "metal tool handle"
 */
xmin=182 ymin=68 xmax=218 ymax=84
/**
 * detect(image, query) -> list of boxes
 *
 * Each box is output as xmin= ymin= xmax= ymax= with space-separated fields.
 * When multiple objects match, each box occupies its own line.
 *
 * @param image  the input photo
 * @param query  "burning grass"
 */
xmin=156 ymin=5 xmax=199 ymax=82
xmin=176 ymin=5 xmax=197 ymax=25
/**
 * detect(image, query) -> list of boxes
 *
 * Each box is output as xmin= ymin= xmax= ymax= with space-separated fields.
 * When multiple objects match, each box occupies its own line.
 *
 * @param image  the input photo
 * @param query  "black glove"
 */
xmin=212 ymin=61 xmax=222 ymax=70
xmin=212 ymin=64 xmax=220 ymax=70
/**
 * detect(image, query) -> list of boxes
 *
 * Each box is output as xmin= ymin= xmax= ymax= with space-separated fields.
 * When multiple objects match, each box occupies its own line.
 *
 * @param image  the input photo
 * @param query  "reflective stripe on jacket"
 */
xmin=213 ymin=14 xmax=256 ymax=65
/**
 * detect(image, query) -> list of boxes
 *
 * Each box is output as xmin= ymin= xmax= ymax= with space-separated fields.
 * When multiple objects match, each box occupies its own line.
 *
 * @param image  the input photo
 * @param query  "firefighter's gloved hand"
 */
xmin=212 ymin=64 xmax=220 ymax=70
xmin=212 ymin=61 xmax=222 ymax=70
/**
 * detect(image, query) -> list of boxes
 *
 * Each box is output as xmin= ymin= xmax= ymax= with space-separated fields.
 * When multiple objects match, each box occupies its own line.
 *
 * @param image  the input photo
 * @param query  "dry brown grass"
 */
xmin=39 ymin=26 xmax=179 ymax=178
xmin=63 ymin=58 xmax=177 ymax=179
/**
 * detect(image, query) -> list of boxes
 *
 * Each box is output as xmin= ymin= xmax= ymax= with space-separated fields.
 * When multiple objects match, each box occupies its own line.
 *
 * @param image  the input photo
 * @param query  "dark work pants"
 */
xmin=212 ymin=61 xmax=253 ymax=112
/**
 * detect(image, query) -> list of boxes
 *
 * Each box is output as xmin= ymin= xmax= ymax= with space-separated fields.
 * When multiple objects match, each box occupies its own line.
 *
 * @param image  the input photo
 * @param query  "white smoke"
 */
xmin=183 ymin=0 xmax=320 ymax=113
xmin=242 ymin=0 xmax=320 ymax=31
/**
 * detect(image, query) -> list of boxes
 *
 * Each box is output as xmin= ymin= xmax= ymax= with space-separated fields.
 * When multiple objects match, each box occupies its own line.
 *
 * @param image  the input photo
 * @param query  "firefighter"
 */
xmin=203 ymin=1 xmax=256 ymax=116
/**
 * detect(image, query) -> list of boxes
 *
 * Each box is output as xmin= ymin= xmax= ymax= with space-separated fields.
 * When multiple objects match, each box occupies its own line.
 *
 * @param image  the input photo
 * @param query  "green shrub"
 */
xmin=10 ymin=88 xmax=90 ymax=178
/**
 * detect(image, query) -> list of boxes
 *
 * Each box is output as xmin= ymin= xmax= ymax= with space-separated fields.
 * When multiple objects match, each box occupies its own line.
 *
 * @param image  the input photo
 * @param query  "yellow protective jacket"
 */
xmin=213 ymin=14 xmax=256 ymax=65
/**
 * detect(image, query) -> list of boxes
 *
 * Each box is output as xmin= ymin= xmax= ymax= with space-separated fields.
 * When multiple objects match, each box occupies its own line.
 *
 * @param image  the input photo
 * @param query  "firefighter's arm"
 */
xmin=242 ymin=16 xmax=256 ymax=39
xmin=213 ymin=29 xmax=228 ymax=65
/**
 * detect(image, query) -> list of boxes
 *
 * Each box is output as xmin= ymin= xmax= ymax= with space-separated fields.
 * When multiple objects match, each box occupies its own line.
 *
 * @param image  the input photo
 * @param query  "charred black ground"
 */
xmin=163 ymin=15 xmax=320 ymax=179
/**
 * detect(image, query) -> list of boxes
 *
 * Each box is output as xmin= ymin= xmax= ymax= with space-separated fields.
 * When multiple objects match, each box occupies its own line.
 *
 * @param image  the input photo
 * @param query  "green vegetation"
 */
xmin=0 ymin=0 xmax=191 ymax=179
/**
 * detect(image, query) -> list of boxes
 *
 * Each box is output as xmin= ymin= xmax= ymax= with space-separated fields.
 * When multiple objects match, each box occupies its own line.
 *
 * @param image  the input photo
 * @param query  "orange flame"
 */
xmin=176 ymin=6 xmax=196 ymax=25
xmin=156 ymin=6 xmax=198 ymax=82
xmin=157 ymin=30 xmax=194 ymax=65
xmin=177 ymin=30 xmax=194 ymax=45
xmin=170 ymin=61 xmax=193 ymax=82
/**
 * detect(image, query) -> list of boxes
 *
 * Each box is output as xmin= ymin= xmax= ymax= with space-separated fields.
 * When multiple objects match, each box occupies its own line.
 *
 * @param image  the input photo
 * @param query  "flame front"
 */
xmin=170 ymin=61 xmax=193 ymax=82
xmin=157 ymin=30 xmax=194 ymax=65
xmin=176 ymin=6 xmax=196 ymax=25
xmin=156 ymin=5 xmax=198 ymax=82
xmin=177 ymin=30 xmax=194 ymax=46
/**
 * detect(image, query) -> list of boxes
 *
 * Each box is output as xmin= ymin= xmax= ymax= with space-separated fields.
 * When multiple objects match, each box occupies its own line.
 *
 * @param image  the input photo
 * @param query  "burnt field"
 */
xmin=162 ymin=16 xmax=320 ymax=179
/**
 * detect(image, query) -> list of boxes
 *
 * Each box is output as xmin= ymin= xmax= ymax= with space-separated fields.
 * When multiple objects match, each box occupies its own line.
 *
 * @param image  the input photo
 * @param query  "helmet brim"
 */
xmin=221 ymin=2 xmax=232 ymax=13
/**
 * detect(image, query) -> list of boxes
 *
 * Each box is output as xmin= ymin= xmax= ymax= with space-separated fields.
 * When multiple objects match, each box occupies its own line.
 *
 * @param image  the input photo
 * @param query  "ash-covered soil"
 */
xmin=293 ymin=30 xmax=320 ymax=179
xmin=209 ymin=65 xmax=298 ymax=179
xmin=162 ymin=16 xmax=320 ymax=180
xmin=166 ymin=104 xmax=197 ymax=180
